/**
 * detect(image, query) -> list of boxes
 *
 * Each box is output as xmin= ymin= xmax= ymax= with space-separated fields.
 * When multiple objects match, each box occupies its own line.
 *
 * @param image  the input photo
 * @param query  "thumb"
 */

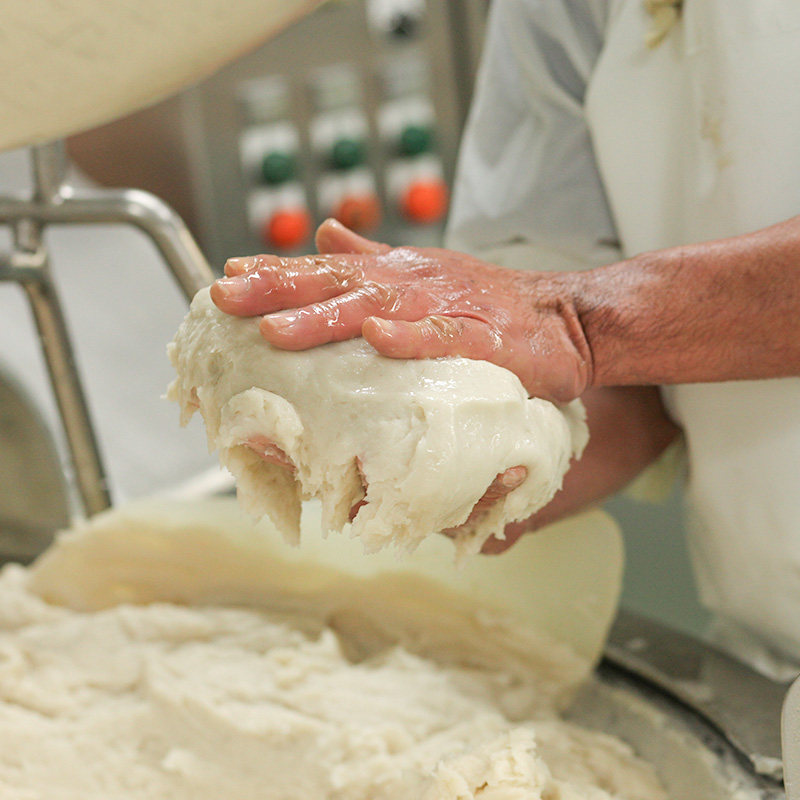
xmin=315 ymin=218 xmax=390 ymax=255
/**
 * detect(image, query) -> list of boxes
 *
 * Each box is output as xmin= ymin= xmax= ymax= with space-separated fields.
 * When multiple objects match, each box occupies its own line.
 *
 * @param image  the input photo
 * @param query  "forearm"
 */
xmin=574 ymin=216 xmax=800 ymax=387
xmin=212 ymin=216 xmax=800 ymax=402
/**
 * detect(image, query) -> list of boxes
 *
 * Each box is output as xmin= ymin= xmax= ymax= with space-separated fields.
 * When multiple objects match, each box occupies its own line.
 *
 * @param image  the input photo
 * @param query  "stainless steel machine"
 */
xmin=177 ymin=0 xmax=488 ymax=264
xmin=64 ymin=0 xmax=489 ymax=264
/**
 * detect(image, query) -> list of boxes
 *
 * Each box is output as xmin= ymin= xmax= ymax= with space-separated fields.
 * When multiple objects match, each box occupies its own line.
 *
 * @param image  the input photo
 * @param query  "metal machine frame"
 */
xmin=0 ymin=141 xmax=213 ymax=519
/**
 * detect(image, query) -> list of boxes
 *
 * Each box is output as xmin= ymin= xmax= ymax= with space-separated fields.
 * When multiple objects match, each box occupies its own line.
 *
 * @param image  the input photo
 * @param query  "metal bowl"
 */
xmin=573 ymin=666 xmax=783 ymax=799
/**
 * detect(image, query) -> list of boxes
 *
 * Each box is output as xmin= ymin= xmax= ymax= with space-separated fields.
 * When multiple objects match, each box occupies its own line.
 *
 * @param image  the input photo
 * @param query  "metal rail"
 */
xmin=0 ymin=141 xmax=215 ymax=518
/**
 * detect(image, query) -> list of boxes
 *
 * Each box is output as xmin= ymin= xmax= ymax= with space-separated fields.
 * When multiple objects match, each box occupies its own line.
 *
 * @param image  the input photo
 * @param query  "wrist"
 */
xmin=520 ymin=270 xmax=596 ymax=400
xmin=573 ymin=228 xmax=798 ymax=387
xmin=572 ymin=248 xmax=686 ymax=387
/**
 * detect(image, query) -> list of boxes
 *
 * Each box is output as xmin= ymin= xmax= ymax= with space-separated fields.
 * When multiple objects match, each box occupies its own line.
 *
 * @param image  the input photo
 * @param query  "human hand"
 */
xmin=443 ymin=466 xmax=528 ymax=536
xmin=210 ymin=219 xmax=593 ymax=403
xmin=479 ymin=386 xmax=682 ymax=555
xmin=245 ymin=434 xmax=528 ymax=527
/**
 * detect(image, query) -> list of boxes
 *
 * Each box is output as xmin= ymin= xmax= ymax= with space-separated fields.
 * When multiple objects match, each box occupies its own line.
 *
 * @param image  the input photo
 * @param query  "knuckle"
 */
xmin=383 ymin=246 xmax=419 ymax=263
xmin=358 ymin=281 xmax=402 ymax=310
xmin=423 ymin=315 xmax=465 ymax=342
xmin=252 ymin=254 xmax=282 ymax=267
xmin=251 ymin=258 xmax=296 ymax=287
xmin=313 ymin=299 xmax=342 ymax=325
xmin=310 ymin=255 xmax=363 ymax=283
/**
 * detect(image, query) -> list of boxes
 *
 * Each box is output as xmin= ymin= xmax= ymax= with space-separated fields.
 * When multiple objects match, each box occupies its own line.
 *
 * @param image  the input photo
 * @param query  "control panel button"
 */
xmin=331 ymin=136 xmax=366 ymax=170
xmin=398 ymin=123 xmax=432 ymax=156
xmin=368 ymin=0 xmax=425 ymax=38
xmin=240 ymin=120 xmax=299 ymax=186
xmin=333 ymin=192 xmax=382 ymax=232
xmin=261 ymin=207 xmax=312 ymax=250
xmin=261 ymin=150 xmax=296 ymax=185
xmin=400 ymin=178 xmax=448 ymax=224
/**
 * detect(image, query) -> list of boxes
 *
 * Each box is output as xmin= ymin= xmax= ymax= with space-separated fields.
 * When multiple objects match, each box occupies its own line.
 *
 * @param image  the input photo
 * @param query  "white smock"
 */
xmin=447 ymin=0 xmax=800 ymax=676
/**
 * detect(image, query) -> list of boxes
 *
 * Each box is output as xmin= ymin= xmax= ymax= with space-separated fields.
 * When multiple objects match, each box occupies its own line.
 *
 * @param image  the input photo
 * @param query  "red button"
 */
xmin=400 ymin=179 xmax=448 ymax=224
xmin=262 ymin=207 xmax=312 ymax=250
xmin=333 ymin=193 xmax=382 ymax=233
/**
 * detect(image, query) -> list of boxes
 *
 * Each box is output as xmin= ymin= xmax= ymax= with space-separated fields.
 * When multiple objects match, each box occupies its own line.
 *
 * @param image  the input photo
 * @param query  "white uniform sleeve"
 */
xmin=446 ymin=0 xmax=684 ymax=505
xmin=446 ymin=0 xmax=620 ymax=272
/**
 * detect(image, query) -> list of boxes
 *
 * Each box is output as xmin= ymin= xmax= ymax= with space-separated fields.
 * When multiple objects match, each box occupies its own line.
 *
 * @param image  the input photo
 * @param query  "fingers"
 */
xmin=474 ymin=466 xmax=528 ymax=511
xmin=314 ymin=218 xmax=391 ymax=255
xmin=363 ymin=315 xmax=501 ymax=362
xmin=223 ymin=254 xmax=282 ymax=277
xmin=259 ymin=283 xmax=406 ymax=348
xmin=244 ymin=437 xmax=296 ymax=474
xmin=212 ymin=229 xmax=393 ymax=319
xmin=442 ymin=465 xmax=528 ymax=546
xmin=465 ymin=466 xmax=527 ymax=525
xmin=210 ymin=256 xmax=366 ymax=317
xmin=480 ymin=520 xmax=528 ymax=555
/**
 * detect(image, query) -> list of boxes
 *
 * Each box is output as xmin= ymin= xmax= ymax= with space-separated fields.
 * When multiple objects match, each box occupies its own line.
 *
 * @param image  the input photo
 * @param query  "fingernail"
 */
xmin=214 ymin=277 xmax=248 ymax=298
xmin=225 ymin=257 xmax=249 ymax=274
xmin=261 ymin=313 xmax=296 ymax=333
xmin=500 ymin=466 xmax=527 ymax=488
xmin=367 ymin=317 xmax=394 ymax=336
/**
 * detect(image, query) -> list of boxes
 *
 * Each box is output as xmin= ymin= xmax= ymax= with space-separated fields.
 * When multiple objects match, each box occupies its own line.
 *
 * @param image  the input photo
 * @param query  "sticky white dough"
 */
xmin=0 ymin=499 xmax=663 ymax=800
xmin=167 ymin=288 xmax=587 ymax=557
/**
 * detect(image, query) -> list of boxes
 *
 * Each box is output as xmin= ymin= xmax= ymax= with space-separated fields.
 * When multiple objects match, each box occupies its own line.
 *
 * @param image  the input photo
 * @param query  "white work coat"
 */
xmin=447 ymin=0 xmax=800 ymax=677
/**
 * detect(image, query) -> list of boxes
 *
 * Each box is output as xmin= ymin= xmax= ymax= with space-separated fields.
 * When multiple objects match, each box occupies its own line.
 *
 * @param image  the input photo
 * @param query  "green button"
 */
xmin=261 ymin=151 xmax=296 ymax=185
xmin=330 ymin=137 xmax=365 ymax=170
xmin=399 ymin=124 xmax=433 ymax=156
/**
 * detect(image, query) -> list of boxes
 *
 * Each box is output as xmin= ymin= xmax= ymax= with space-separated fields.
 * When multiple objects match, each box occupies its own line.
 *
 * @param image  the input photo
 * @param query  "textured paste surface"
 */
xmin=0 ymin=504 xmax=663 ymax=800
xmin=168 ymin=288 xmax=587 ymax=556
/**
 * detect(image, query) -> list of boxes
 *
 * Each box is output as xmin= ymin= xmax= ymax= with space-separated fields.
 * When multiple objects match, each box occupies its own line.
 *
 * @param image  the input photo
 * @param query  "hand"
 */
xmin=479 ymin=386 xmax=682 ymax=555
xmin=210 ymin=219 xmax=593 ymax=403
xmin=245 ymin=435 xmax=528 ymax=528
xmin=443 ymin=465 xmax=528 ymax=538
xmin=244 ymin=437 xmax=366 ymax=519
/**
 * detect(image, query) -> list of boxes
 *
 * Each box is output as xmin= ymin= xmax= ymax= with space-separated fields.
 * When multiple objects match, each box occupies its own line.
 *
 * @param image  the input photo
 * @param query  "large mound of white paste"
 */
xmin=167 ymin=288 xmax=587 ymax=557
xmin=0 ymin=500 xmax=663 ymax=800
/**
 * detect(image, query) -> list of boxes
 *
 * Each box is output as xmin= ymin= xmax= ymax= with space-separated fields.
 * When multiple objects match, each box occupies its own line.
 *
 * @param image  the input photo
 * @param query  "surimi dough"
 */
xmin=0 ymin=499 xmax=664 ymax=799
xmin=167 ymin=287 xmax=588 ymax=557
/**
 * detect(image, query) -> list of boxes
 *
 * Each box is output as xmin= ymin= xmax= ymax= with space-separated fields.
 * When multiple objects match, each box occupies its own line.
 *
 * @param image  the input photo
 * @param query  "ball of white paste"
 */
xmin=168 ymin=288 xmax=587 ymax=557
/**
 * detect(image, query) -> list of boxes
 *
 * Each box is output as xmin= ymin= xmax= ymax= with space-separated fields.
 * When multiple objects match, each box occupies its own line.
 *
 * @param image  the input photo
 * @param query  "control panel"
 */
xmin=180 ymin=0 xmax=488 ymax=265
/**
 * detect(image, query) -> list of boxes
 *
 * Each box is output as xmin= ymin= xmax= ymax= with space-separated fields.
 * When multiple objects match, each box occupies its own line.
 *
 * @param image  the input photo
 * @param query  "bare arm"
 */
xmin=212 ymin=216 xmax=800 ymax=401
xmin=577 ymin=216 xmax=800 ymax=388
